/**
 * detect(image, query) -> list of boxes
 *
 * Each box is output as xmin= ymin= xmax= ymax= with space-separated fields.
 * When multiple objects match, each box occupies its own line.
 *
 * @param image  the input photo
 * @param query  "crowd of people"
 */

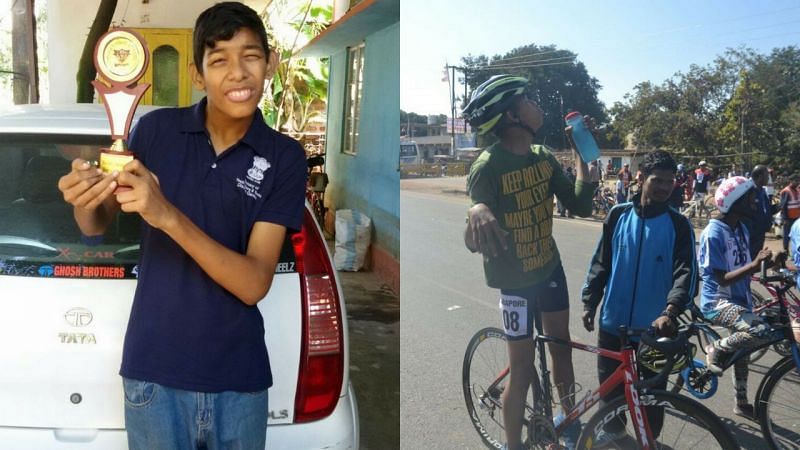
xmin=461 ymin=73 xmax=800 ymax=450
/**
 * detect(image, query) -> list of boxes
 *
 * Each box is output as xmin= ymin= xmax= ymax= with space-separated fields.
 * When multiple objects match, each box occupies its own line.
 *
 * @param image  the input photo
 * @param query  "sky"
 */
xmin=401 ymin=0 xmax=800 ymax=116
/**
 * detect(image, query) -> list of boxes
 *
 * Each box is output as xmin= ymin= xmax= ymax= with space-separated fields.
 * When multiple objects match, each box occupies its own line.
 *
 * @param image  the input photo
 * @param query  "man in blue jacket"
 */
xmin=581 ymin=150 xmax=698 ymax=445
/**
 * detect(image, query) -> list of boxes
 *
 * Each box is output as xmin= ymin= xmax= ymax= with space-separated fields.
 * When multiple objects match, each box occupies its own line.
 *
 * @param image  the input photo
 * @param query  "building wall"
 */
xmin=324 ymin=22 xmax=400 ymax=260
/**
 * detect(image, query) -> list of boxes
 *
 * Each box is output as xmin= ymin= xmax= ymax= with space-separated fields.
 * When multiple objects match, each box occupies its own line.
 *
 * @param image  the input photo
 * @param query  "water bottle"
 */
xmin=565 ymin=111 xmax=600 ymax=162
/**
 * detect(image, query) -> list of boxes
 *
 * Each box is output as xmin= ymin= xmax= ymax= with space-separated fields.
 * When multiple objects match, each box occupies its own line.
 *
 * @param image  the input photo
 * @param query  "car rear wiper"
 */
xmin=113 ymin=244 xmax=140 ymax=257
xmin=0 ymin=235 xmax=60 ymax=256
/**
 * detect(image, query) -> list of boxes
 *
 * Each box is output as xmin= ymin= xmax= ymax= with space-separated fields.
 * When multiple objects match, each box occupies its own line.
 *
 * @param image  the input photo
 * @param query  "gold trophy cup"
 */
xmin=91 ymin=28 xmax=150 ymax=176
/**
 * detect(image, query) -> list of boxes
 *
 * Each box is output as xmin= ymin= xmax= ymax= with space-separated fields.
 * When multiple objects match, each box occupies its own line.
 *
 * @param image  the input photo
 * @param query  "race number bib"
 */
xmin=499 ymin=294 xmax=528 ymax=338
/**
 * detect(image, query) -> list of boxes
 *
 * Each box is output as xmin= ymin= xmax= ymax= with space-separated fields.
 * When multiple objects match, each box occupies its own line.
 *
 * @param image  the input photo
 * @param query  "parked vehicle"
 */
xmin=0 ymin=104 xmax=358 ymax=449
xmin=400 ymin=140 xmax=421 ymax=166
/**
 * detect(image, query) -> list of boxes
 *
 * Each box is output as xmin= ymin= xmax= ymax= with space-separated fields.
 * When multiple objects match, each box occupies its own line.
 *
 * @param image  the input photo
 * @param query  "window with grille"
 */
xmin=343 ymin=44 xmax=365 ymax=155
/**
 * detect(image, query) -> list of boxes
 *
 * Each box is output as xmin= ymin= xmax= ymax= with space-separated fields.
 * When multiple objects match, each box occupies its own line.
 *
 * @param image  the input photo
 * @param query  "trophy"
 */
xmin=91 ymin=28 xmax=150 ymax=175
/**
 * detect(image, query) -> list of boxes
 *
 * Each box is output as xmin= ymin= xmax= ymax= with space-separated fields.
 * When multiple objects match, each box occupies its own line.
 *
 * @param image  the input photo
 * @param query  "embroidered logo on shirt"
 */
xmin=236 ymin=156 xmax=270 ymax=200
xmin=247 ymin=156 xmax=270 ymax=183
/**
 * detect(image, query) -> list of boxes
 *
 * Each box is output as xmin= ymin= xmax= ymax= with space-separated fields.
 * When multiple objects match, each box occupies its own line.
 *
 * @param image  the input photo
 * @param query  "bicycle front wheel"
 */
xmin=577 ymin=390 xmax=739 ymax=449
xmin=670 ymin=323 xmax=720 ymax=396
xmin=462 ymin=327 xmax=535 ymax=449
xmin=755 ymin=356 xmax=800 ymax=449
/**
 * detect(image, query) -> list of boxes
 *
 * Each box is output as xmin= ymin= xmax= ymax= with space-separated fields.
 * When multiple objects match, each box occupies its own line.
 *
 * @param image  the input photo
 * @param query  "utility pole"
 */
xmin=558 ymin=91 xmax=566 ymax=151
xmin=740 ymin=75 xmax=748 ymax=173
xmin=450 ymin=65 xmax=456 ymax=157
xmin=11 ymin=0 xmax=39 ymax=104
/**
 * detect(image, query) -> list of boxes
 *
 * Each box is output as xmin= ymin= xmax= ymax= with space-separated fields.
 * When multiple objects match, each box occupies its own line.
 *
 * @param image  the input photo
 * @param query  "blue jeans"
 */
xmin=123 ymin=377 xmax=268 ymax=450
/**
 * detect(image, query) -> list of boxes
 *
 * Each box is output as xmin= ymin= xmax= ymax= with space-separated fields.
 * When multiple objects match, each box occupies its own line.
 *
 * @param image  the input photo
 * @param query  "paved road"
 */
xmin=400 ymin=178 xmax=780 ymax=449
xmin=331 ymin=244 xmax=400 ymax=449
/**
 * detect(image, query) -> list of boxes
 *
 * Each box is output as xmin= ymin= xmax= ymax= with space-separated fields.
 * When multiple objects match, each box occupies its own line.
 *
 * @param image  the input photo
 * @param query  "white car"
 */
xmin=0 ymin=104 xmax=358 ymax=449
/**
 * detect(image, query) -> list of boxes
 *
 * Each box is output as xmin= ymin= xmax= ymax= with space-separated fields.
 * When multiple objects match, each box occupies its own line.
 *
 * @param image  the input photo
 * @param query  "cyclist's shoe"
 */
xmin=705 ymin=344 xmax=728 ymax=375
xmin=591 ymin=428 xmax=635 ymax=449
xmin=733 ymin=403 xmax=757 ymax=421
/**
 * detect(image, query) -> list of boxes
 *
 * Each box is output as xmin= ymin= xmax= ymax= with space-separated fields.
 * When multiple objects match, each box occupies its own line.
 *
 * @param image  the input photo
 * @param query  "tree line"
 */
xmin=440 ymin=43 xmax=800 ymax=176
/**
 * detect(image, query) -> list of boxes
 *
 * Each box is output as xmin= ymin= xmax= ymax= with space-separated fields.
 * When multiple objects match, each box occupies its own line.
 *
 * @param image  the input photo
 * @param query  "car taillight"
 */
xmin=292 ymin=211 xmax=344 ymax=423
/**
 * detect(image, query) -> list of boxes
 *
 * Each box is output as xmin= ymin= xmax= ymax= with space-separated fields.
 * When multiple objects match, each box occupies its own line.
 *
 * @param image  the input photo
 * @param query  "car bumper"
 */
xmin=0 ymin=382 xmax=359 ymax=450
xmin=268 ymin=382 xmax=360 ymax=449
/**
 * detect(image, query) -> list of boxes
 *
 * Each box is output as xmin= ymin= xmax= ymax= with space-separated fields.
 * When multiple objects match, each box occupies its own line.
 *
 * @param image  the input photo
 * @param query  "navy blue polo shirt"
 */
xmin=119 ymin=98 xmax=306 ymax=392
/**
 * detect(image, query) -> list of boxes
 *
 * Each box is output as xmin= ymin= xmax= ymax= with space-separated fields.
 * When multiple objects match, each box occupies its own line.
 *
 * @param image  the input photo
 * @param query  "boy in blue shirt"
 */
xmin=699 ymin=176 xmax=773 ymax=419
xmin=58 ymin=3 xmax=306 ymax=448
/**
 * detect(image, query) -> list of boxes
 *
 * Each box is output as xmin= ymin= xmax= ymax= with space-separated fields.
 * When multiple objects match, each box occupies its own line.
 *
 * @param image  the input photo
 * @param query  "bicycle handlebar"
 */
xmin=758 ymin=260 xmax=796 ymax=284
xmin=307 ymin=154 xmax=325 ymax=170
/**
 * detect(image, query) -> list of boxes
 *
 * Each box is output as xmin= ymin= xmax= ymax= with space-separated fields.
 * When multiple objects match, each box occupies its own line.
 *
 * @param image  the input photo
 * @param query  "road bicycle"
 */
xmin=680 ymin=195 xmax=712 ymax=221
xmin=462 ymin=315 xmax=739 ymax=449
xmin=667 ymin=291 xmax=789 ymax=397
xmin=667 ymin=265 xmax=800 ymax=449
xmin=747 ymin=277 xmax=796 ymax=363
xmin=592 ymin=186 xmax=616 ymax=217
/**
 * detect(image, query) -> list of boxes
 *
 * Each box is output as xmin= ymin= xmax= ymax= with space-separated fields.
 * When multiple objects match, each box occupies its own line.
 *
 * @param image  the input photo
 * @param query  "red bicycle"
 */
xmin=463 ymin=317 xmax=739 ymax=449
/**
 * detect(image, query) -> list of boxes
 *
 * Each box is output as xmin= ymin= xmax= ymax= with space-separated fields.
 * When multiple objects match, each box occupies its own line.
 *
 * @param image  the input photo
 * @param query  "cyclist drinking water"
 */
xmin=463 ymin=74 xmax=595 ymax=450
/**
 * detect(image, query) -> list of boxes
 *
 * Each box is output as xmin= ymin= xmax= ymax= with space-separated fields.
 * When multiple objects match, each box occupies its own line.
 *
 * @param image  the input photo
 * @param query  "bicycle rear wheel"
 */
xmin=462 ymin=327 xmax=535 ymax=448
xmin=576 ymin=390 xmax=739 ymax=449
xmin=755 ymin=356 xmax=800 ymax=449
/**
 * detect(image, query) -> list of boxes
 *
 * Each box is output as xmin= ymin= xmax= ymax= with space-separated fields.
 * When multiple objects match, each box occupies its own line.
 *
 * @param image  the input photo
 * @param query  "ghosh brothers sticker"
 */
xmin=0 ymin=261 xmax=137 ymax=279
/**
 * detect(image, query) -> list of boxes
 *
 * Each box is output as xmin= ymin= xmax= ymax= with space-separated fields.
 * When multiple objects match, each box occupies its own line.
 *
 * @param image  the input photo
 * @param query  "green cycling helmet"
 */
xmin=638 ymin=340 xmax=696 ymax=374
xmin=462 ymin=74 xmax=529 ymax=135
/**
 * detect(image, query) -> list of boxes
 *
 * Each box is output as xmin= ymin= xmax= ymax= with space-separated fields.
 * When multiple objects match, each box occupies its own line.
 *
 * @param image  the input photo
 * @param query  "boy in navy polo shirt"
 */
xmin=57 ymin=3 xmax=305 ymax=448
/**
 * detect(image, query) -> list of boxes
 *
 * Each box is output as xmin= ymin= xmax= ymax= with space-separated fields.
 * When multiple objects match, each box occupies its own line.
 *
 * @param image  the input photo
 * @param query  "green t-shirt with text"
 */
xmin=467 ymin=143 xmax=593 ymax=289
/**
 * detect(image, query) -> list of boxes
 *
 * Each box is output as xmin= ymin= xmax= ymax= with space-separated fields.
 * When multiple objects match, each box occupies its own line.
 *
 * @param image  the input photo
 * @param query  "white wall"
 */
xmin=47 ymin=0 xmax=267 ymax=104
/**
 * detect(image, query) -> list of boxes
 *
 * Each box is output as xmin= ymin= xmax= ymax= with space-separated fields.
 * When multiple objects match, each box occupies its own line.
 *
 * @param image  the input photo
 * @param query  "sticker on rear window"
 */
xmin=275 ymin=262 xmax=296 ymax=273
xmin=0 ymin=260 xmax=138 ymax=279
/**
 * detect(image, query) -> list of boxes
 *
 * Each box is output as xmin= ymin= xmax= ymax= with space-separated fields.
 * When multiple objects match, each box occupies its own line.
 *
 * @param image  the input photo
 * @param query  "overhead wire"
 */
xmin=477 ymin=55 xmax=576 ymax=69
xmin=468 ymin=60 xmax=578 ymax=72
xmin=485 ymin=49 xmax=573 ymax=64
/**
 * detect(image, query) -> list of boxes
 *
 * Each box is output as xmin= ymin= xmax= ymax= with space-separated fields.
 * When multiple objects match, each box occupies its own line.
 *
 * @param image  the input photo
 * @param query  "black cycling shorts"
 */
xmin=498 ymin=264 xmax=569 ymax=341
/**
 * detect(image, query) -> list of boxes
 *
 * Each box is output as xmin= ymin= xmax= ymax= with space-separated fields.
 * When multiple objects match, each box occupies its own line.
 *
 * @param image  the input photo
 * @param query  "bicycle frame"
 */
xmin=532 ymin=331 xmax=660 ymax=448
xmin=749 ymin=273 xmax=800 ymax=368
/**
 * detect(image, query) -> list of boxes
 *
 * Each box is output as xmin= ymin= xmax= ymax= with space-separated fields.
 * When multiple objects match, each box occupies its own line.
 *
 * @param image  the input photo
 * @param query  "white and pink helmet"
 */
xmin=714 ymin=176 xmax=755 ymax=213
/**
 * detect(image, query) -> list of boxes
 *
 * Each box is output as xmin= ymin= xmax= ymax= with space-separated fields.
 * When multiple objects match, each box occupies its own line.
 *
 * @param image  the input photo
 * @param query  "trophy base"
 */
xmin=100 ymin=149 xmax=134 ymax=193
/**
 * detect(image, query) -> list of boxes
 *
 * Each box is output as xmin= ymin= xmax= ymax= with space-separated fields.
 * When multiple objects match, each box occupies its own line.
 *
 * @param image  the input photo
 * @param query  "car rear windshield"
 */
xmin=0 ymin=134 xmax=141 ymax=279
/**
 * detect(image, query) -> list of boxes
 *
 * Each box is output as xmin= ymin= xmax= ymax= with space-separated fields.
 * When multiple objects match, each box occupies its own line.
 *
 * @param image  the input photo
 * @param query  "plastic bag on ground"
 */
xmin=334 ymin=209 xmax=372 ymax=271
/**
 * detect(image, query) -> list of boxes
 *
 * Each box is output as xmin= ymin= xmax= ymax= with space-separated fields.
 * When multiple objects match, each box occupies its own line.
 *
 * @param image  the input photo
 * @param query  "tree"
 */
xmin=461 ymin=44 xmax=615 ymax=150
xmin=400 ymin=110 xmax=433 ymax=137
xmin=610 ymin=46 xmax=800 ymax=174
xmin=11 ymin=0 xmax=39 ymax=104
xmin=260 ymin=1 xmax=331 ymax=139
xmin=75 ymin=0 xmax=117 ymax=103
